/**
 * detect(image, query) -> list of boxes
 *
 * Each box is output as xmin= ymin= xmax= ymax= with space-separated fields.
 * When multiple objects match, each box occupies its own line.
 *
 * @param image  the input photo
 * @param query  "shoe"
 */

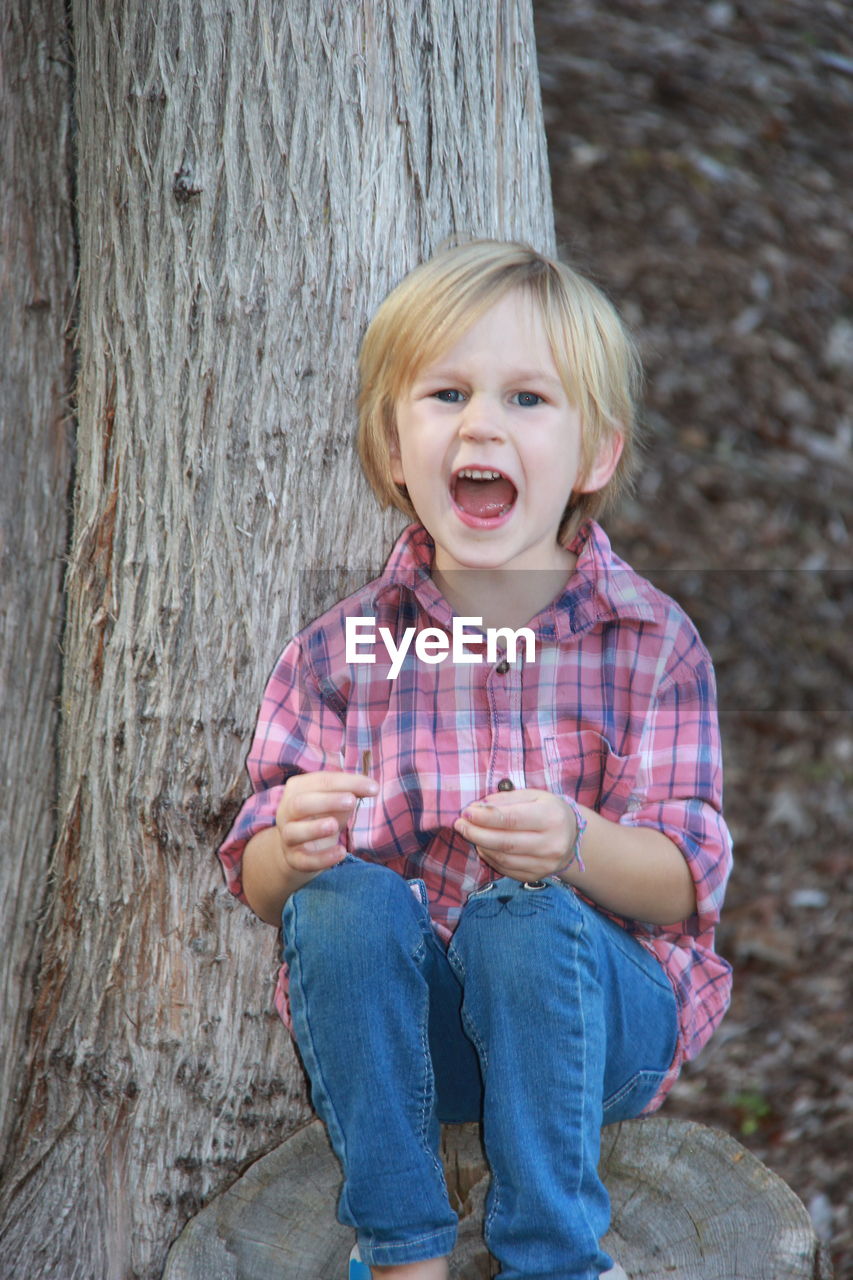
xmin=349 ymin=1243 xmax=626 ymax=1279
xmin=349 ymin=1244 xmax=371 ymax=1279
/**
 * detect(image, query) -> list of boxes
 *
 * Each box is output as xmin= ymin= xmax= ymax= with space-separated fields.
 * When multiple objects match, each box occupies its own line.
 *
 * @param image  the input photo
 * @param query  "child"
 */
xmin=218 ymin=240 xmax=732 ymax=1280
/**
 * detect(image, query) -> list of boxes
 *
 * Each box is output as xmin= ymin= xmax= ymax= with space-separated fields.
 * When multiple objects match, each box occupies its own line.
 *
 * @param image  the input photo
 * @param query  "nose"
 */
xmin=458 ymin=395 xmax=506 ymax=443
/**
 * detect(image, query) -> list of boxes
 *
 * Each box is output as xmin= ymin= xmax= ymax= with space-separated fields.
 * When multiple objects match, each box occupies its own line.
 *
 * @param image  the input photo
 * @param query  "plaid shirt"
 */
xmin=219 ymin=521 xmax=732 ymax=1109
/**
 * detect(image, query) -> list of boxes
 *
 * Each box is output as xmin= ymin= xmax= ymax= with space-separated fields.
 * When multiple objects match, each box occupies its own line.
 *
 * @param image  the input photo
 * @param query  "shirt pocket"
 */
xmin=544 ymin=730 xmax=640 ymax=817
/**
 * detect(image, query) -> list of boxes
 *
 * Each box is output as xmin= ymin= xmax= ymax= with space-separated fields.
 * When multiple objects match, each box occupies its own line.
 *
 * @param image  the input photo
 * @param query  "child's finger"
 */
xmin=459 ymin=797 xmax=549 ymax=831
xmin=288 ymin=770 xmax=378 ymax=800
xmin=453 ymin=815 xmax=543 ymax=854
xmin=286 ymin=789 xmax=358 ymax=820
xmin=316 ymin=769 xmax=378 ymax=795
xmin=286 ymin=838 xmax=346 ymax=873
xmin=300 ymin=832 xmax=345 ymax=857
xmin=475 ymin=847 xmax=534 ymax=875
xmin=477 ymin=788 xmax=544 ymax=810
xmin=282 ymin=814 xmax=343 ymax=848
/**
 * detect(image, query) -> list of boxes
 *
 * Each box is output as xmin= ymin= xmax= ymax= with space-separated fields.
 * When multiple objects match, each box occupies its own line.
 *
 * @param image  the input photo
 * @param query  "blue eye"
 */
xmin=435 ymin=389 xmax=465 ymax=403
xmin=514 ymin=391 xmax=543 ymax=408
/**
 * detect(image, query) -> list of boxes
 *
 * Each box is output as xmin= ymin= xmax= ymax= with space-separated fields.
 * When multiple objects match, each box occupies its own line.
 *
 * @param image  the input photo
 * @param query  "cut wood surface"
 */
xmin=164 ymin=1117 xmax=832 ymax=1280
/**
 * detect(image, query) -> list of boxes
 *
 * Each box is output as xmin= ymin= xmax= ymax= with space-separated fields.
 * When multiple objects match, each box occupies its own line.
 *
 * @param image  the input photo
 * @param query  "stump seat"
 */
xmin=163 ymin=1117 xmax=831 ymax=1279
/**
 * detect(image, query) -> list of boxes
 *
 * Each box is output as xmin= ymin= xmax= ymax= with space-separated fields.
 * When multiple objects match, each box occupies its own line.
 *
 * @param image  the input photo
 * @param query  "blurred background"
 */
xmin=532 ymin=1 xmax=852 ymax=1272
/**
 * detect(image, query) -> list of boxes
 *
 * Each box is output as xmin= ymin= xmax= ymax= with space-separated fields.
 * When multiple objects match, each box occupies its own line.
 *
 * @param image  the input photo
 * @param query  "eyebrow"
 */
xmin=415 ymin=365 xmax=564 ymax=389
xmin=505 ymin=368 xmax=564 ymax=388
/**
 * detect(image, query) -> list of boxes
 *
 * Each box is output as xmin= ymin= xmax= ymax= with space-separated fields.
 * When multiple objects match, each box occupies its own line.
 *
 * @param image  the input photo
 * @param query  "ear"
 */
xmin=574 ymin=429 xmax=624 ymax=494
xmin=388 ymin=430 xmax=406 ymax=486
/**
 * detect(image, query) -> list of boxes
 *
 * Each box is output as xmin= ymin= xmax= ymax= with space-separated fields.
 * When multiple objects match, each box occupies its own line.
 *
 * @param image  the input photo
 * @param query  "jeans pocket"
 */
xmin=602 ymin=1067 xmax=669 ymax=1125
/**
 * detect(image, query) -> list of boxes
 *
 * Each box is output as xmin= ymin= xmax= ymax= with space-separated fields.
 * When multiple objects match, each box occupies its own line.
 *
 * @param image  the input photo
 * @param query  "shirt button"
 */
xmin=495 ymin=658 xmax=510 ymax=674
xmin=497 ymin=778 xmax=515 ymax=792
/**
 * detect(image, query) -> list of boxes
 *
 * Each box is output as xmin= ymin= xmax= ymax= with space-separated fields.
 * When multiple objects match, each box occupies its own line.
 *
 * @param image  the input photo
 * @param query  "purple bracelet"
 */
xmin=560 ymin=797 xmax=587 ymax=874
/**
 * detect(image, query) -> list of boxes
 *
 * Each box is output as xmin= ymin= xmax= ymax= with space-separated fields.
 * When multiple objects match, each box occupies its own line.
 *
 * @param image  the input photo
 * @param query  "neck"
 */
xmin=432 ymin=558 xmax=577 ymax=631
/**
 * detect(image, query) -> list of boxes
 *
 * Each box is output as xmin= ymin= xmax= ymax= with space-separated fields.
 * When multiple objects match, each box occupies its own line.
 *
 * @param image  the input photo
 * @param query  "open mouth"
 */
xmin=450 ymin=467 xmax=518 ymax=525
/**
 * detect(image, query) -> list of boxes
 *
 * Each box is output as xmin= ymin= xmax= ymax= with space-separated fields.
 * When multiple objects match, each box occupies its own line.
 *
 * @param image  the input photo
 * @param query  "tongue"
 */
xmin=454 ymin=475 xmax=516 ymax=518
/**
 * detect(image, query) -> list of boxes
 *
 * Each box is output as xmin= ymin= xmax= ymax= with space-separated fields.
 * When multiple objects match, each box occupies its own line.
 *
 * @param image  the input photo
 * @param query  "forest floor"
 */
xmin=534 ymin=1 xmax=852 ymax=1274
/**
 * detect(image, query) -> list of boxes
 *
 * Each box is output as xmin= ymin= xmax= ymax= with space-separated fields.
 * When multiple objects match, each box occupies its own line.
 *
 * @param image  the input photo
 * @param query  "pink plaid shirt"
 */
xmin=219 ymin=520 xmax=732 ymax=1109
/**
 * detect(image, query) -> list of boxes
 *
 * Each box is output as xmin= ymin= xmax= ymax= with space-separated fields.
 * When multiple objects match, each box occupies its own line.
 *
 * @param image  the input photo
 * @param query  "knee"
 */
xmin=283 ymin=858 xmax=423 ymax=968
xmin=451 ymin=877 xmax=589 ymax=981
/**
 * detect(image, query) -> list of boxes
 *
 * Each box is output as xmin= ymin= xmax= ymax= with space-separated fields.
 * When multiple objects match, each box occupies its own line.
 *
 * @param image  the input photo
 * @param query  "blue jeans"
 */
xmin=282 ymin=858 xmax=678 ymax=1280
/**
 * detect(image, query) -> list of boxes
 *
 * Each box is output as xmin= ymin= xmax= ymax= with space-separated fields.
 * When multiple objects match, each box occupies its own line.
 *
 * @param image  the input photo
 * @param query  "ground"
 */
xmin=533 ymin=1 xmax=852 ymax=1272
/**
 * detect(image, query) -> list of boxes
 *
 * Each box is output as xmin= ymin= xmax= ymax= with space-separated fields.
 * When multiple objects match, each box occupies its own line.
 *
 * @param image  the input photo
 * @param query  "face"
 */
xmin=390 ymin=289 xmax=622 ymax=578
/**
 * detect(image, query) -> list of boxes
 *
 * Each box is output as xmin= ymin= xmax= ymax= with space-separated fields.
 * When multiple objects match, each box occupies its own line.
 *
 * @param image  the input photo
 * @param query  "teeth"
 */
xmin=457 ymin=468 xmax=502 ymax=481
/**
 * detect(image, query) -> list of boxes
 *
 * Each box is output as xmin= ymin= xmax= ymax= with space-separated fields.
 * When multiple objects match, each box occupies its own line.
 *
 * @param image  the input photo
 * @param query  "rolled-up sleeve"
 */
xmin=620 ymin=651 xmax=732 ymax=935
xmin=217 ymin=636 xmax=346 ymax=903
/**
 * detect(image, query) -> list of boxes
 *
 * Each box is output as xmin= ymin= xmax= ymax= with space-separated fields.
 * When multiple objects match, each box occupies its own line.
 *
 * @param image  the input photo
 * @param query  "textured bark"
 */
xmin=0 ymin=3 xmax=554 ymax=1278
xmin=0 ymin=0 xmax=75 ymax=1158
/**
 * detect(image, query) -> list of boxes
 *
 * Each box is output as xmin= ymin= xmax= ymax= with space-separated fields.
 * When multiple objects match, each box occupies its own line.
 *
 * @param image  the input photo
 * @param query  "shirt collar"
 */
xmin=548 ymin=521 xmax=663 ymax=641
xmin=372 ymin=521 xmax=662 ymax=639
xmin=374 ymin=524 xmax=455 ymax=627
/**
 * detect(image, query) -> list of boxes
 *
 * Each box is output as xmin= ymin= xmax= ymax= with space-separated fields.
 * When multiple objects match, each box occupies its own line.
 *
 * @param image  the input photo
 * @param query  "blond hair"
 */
xmin=357 ymin=239 xmax=642 ymax=542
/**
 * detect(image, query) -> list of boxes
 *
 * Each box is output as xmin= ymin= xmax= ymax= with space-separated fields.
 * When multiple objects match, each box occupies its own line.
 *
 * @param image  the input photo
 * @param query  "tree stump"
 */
xmin=163 ymin=1118 xmax=831 ymax=1280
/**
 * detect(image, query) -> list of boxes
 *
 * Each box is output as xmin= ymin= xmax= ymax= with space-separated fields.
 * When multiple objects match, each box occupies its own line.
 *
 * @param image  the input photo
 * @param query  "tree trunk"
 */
xmin=0 ymin=3 xmax=554 ymax=1277
xmin=0 ymin=0 xmax=75 ymax=1158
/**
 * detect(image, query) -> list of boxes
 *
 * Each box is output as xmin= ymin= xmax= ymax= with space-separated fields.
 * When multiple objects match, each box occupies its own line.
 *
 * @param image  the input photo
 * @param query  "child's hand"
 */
xmin=453 ymin=789 xmax=581 ymax=882
xmin=275 ymin=771 xmax=378 ymax=877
